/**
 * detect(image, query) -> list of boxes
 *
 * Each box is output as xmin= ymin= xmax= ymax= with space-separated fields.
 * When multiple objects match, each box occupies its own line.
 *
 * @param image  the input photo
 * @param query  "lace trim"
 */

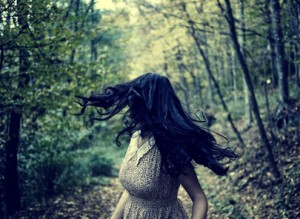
xmin=126 ymin=131 xmax=155 ymax=166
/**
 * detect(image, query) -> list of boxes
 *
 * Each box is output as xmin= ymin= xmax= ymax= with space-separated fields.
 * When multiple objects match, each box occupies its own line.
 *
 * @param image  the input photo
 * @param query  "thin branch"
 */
xmin=63 ymin=0 xmax=75 ymax=20
xmin=80 ymin=0 xmax=95 ymax=29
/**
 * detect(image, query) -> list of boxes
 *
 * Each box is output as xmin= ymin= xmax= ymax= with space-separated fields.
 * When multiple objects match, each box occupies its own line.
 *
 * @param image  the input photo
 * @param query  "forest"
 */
xmin=0 ymin=0 xmax=299 ymax=218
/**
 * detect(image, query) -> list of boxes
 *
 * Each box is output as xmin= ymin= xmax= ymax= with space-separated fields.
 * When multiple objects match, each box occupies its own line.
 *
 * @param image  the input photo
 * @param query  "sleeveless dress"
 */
xmin=119 ymin=131 xmax=189 ymax=219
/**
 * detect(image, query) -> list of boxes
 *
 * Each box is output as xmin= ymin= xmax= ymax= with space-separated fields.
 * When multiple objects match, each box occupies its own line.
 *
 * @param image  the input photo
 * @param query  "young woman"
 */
xmin=76 ymin=73 xmax=238 ymax=219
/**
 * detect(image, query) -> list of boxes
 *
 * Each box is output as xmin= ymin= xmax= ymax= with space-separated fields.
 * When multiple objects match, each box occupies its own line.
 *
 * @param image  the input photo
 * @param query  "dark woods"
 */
xmin=0 ymin=0 xmax=299 ymax=218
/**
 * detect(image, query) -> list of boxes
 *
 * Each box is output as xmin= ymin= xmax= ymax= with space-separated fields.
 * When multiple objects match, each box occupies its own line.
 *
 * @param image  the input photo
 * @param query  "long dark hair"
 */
xmin=76 ymin=73 xmax=238 ymax=176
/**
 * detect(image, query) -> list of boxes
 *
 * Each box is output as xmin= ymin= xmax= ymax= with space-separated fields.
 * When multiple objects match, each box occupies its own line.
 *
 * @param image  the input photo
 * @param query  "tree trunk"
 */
xmin=189 ymin=62 xmax=203 ymax=106
xmin=263 ymin=58 xmax=277 ymax=143
xmin=220 ymin=54 xmax=226 ymax=87
xmin=238 ymin=0 xmax=252 ymax=125
xmin=4 ymin=0 xmax=30 ymax=216
xmin=202 ymin=23 xmax=215 ymax=107
xmin=69 ymin=0 xmax=81 ymax=64
xmin=230 ymin=46 xmax=238 ymax=105
xmin=176 ymin=47 xmax=191 ymax=112
xmin=181 ymin=2 xmax=245 ymax=147
xmin=220 ymin=0 xmax=281 ymax=179
xmin=269 ymin=38 xmax=278 ymax=88
xmin=264 ymin=0 xmax=278 ymax=88
xmin=5 ymin=111 xmax=21 ymax=216
xmin=289 ymin=0 xmax=300 ymax=87
xmin=195 ymin=76 xmax=203 ymax=106
xmin=90 ymin=0 xmax=98 ymax=62
xmin=179 ymin=71 xmax=191 ymax=113
xmin=270 ymin=0 xmax=289 ymax=104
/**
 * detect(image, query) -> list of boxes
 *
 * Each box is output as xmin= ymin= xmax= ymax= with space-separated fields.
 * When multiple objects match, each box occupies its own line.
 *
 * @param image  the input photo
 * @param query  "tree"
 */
xmin=269 ymin=0 xmax=289 ymax=104
xmin=0 ymin=1 xmax=128 ymax=216
xmin=217 ymin=0 xmax=281 ymax=179
xmin=4 ymin=0 xmax=30 ymax=215
xmin=238 ymin=0 xmax=252 ymax=125
xmin=180 ymin=1 xmax=245 ymax=146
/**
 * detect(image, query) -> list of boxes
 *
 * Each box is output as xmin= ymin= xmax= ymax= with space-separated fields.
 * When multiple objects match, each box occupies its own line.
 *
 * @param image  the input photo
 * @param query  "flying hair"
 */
xmin=75 ymin=73 xmax=239 ymax=176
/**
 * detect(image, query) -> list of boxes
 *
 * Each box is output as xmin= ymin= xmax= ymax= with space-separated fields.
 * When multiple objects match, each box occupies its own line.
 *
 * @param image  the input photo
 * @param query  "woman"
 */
xmin=76 ymin=73 xmax=238 ymax=219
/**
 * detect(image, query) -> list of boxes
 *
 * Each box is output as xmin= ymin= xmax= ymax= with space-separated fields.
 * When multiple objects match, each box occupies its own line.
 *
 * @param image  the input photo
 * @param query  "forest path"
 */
xmin=16 ymin=99 xmax=300 ymax=219
xmin=16 ymin=178 xmax=192 ymax=219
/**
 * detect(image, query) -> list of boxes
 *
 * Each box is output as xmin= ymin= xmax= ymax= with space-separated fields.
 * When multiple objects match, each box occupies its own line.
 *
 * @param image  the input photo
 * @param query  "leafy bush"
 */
xmin=89 ymin=154 xmax=114 ymax=177
xmin=19 ymin=137 xmax=116 ymax=207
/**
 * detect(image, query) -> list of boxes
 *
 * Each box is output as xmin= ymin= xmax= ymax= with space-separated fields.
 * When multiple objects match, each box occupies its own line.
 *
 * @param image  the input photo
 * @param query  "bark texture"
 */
xmin=220 ymin=0 xmax=281 ymax=178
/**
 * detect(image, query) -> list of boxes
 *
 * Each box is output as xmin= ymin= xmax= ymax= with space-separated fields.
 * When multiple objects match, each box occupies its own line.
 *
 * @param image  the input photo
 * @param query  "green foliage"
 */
xmin=0 ymin=0 xmax=130 ymax=214
xmin=1 ymin=0 xmax=299 ymax=218
xmin=89 ymin=154 xmax=114 ymax=177
xmin=18 ymin=131 xmax=119 ymax=206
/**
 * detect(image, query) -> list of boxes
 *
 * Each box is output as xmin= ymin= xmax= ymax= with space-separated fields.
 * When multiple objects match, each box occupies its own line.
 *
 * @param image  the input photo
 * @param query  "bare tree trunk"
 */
xmin=230 ymin=46 xmax=238 ymax=105
xmin=238 ymin=0 xmax=252 ymax=125
xmin=1 ymin=8 xmax=10 ymax=218
xmin=270 ymin=0 xmax=289 ymax=104
xmin=186 ymin=61 xmax=203 ymax=106
xmin=220 ymin=53 xmax=226 ymax=87
xmin=218 ymin=20 xmax=228 ymax=89
xmin=179 ymin=71 xmax=191 ymax=112
xmin=269 ymin=39 xmax=278 ymax=87
xmin=289 ymin=0 xmax=300 ymax=87
xmin=194 ymin=77 xmax=203 ymax=106
xmin=202 ymin=23 xmax=215 ymax=107
xmin=69 ymin=0 xmax=80 ymax=64
xmin=181 ymin=2 xmax=245 ymax=146
xmin=90 ymin=0 xmax=98 ymax=62
xmin=175 ymin=46 xmax=191 ymax=112
xmin=219 ymin=0 xmax=281 ymax=179
xmin=263 ymin=0 xmax=279 ymax=88
xmin=193 ymin=61 xmax=204 ymax=106
xmin=5 ymin=110 xmax=21 ymax=216
xmin=91 ymin=40 xmax=98 ymax=62
xmin=263 ymin=57 xmax=277 ymax=143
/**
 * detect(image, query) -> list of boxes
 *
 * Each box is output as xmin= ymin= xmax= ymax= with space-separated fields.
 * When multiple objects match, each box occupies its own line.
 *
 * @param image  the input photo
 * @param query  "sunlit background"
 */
xmin=95 ymin=0 xmax=126 ymax=9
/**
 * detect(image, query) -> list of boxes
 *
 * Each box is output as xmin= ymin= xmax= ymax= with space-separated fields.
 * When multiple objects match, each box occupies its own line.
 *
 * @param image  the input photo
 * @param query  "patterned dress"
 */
xmin=119 ymin=131 xmax=189 ymax=219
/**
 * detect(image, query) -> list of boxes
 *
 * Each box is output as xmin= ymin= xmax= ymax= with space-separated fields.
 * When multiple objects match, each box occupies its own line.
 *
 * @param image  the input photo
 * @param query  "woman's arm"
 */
xmin=179 ymin=168 xmax=208 ymax=219
xmin=111 ymin=190 xmax=130 ymax=219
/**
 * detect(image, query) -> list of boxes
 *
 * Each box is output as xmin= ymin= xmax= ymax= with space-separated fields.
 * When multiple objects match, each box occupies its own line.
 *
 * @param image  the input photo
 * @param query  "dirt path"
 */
xmin=17 ymin=99 xmax=300 ymax=218
xmin=16 ymin=177 xmax=193 ymax=219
